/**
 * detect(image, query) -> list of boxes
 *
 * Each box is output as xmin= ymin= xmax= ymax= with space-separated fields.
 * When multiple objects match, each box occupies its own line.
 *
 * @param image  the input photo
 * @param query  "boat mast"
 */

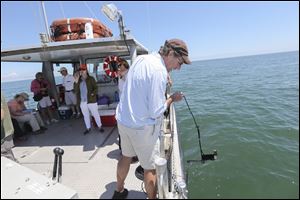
xmin=40 ymin=1 xmax=51 ymax=42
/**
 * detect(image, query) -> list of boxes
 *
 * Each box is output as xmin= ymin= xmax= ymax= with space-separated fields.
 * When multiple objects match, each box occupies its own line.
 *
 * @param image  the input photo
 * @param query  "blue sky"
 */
xmin=1 ymin=1 xmax=299 ymax=82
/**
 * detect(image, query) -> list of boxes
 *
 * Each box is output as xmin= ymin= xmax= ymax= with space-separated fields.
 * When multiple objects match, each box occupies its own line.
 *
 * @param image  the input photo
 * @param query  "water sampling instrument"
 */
xmin=183 ymin=95 xmax=217 ymax=163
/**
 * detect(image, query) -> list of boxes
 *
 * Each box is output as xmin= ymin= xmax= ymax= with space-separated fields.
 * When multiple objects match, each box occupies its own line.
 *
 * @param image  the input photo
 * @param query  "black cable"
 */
xmin=183 ymin=96 xmax=218 ymax=163
xmin=183 ymin=95 xmax=204 ymax=156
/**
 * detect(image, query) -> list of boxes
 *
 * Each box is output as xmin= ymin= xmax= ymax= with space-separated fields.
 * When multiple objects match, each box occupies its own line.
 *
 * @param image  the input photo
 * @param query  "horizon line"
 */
xmin=193 ymin=49 xmax=299 ymax=62
xmin=1 ymin=50 xmax=298 ymax=83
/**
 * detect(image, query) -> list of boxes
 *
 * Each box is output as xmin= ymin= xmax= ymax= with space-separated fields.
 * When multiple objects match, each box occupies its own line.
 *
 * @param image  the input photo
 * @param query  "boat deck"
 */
xmin=11 ymin=117 xmax=147 ymax=199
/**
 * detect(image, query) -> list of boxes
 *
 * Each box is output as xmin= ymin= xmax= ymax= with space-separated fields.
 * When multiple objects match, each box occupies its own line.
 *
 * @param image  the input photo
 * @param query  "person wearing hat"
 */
xmin=19 ymin=92 xmax=29 ymax=101
xmin=18 ymin=92 xmax=47 ymax=131
xmin=7 ymin=93 xmax=47 ymax=135
xmin=112 ymin=38 xmax=191 ymax=199
xmin=74 ymin=64 xmax=104 ymax=134
xmin=58 ymin=67 xmax=81 ymax=118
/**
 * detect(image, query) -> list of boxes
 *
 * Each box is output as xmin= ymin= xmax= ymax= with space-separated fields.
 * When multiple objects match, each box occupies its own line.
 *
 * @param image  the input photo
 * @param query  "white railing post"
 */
xmin=155 ymin=157 xmax=168 ymax=199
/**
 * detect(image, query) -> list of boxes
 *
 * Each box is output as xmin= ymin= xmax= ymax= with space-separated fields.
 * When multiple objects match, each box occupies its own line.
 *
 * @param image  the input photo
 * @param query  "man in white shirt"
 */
xmin=112 ymin=39 xmax=191 ymax=199
xmin=58 ymin=67 xmax=81 ymax=118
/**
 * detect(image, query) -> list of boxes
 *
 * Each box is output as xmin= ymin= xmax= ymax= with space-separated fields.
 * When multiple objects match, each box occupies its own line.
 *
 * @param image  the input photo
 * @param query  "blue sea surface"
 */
xmin=172 ymin=51 xmax=299 ymax=199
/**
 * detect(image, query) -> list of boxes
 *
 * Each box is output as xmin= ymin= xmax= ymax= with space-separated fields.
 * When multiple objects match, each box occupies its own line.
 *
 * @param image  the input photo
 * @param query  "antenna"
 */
xmin=40 ymin=1 xmax=51 ymax=42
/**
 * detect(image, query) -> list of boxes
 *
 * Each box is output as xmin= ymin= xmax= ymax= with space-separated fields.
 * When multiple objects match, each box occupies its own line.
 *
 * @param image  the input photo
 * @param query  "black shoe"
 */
xmin=83 ymin=128 xmax=91 ymax=135
xmin=33 ymin=129 xmax=45 ymax=135
xmin=99 ymin=127 xmax=104 ymax=133
xmin=131 ymin=156 xmax=139 ymax=164
xmin=41 ymin=126 xmax=47 ymax=131
xmin=135 ymin=165 xmax=144 ymax=181
xmin=112 ymin=188 xmax=128 ymax=199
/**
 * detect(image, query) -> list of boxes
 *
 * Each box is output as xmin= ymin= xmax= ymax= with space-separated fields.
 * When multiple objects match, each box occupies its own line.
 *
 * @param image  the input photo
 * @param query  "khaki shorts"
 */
xmin=118 ymin=122 xmax=161 ymax=170
xmin=64 ymin=91 xmax=77 ymax=106
xmin=39 ymin=96 xmax=52 ymax=108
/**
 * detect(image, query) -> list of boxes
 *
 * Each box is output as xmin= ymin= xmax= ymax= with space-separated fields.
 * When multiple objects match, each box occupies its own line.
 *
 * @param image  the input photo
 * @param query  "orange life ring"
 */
xmin=103 ymin=55 xmax=120 ymax=78
xmin=52 ymin=32 xmax=101 ymax=42
xmin=50 ymin=17 xmax=113 ymax=40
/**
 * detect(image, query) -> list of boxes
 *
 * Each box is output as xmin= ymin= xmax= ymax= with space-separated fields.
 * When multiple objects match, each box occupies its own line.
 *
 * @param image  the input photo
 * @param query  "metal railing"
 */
xmin=156 ymin=97 xmax=188 ymax=199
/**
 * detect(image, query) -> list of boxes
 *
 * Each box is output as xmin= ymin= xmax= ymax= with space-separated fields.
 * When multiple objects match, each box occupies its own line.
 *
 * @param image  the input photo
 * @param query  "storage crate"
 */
xmin=58 ymin=106 xmax=72 ymax=120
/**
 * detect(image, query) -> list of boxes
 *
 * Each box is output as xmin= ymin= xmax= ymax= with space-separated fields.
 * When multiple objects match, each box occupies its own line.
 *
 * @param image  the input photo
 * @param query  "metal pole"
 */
xmin=40 ymin=1 xmax=51 ymax=42
xmin=52 ymin=154 xmax=58 ymax=180
xmin=52 ymin=147 xmax=60 ymax=180
xmin=118 ymin=14 xmax=124 ymax=39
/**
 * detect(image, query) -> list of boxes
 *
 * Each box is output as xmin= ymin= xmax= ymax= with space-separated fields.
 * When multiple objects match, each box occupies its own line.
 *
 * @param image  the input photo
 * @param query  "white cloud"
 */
xmin=1 ymin=72 xmax=18 ymax=79
xmin=1 ymin=72 xmax=33 ymax=82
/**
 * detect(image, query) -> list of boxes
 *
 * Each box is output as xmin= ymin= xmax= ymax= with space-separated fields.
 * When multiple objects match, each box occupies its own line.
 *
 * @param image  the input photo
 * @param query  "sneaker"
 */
xmin=51 ymin=119 xmax=59 ymax=123
xmin=76 ymin=113 xmax=81 ymax=118
xmin=72 ymin=113 xmax=77 ymax=118
xmin=112 ymin=188 xmax=128 ymax=199
xmin=45 ymin=120 xmax=51 ymax=125
xmin=99 ymin=127 xmax=104 ymax=133
xmin=83 ymin=128 xmax=91 ymax=135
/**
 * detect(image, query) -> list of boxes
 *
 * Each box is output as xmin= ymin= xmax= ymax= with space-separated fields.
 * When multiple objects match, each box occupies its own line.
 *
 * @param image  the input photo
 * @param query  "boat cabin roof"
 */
xmin=1 ymin=36 xmax=148 ymax=63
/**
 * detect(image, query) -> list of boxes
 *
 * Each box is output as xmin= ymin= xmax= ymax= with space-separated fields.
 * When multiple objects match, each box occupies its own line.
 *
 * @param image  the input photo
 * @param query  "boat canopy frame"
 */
xmin=1 ymin=36 xmax=148 ymax=63
xmin=1 ymin=35 xmax=148 ymax=108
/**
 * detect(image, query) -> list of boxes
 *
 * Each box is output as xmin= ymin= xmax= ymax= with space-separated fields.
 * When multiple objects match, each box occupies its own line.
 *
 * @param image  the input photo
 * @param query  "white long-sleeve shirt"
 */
xmin=116 ymin=52 xmax=168 ymax=129
xmin=118 ymin=73 xmax=127 ymax=98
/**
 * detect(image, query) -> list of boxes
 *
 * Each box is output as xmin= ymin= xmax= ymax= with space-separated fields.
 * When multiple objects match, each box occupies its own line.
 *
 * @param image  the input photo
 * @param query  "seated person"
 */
xmin=7 ymin=94 xmax=46 ymax=135
xmin=18 ymin=92 xmax=47 ymax=130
